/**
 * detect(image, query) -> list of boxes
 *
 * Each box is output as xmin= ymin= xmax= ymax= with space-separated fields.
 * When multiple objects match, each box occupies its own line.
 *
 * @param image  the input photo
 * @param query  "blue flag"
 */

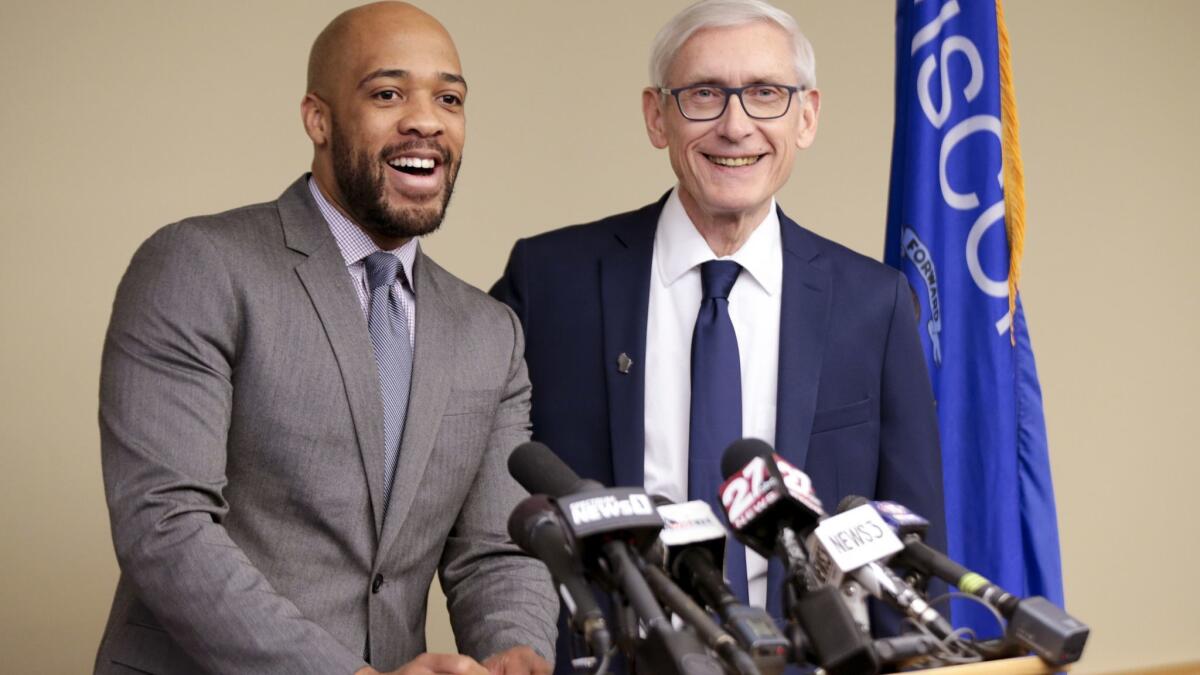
xmin=884 ymin=0 xmax=1064 ymax=636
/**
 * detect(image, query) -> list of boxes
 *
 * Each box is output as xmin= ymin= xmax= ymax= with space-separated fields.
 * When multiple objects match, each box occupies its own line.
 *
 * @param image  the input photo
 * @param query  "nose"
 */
xmin=398 ymin=95 xmax=445 ymax=138
xmin=714 ymin=92 xmax=755 ymax=141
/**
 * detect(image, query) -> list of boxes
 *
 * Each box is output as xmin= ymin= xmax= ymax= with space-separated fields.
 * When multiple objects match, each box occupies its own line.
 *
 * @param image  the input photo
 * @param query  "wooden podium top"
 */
xmin=915 ymin=656 xmax=1069 ymax=674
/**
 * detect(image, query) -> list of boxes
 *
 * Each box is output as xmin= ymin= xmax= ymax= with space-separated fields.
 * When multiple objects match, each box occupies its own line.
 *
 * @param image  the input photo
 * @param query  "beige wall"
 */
xmin=2 ymin=1 xmax=1195 ymax=671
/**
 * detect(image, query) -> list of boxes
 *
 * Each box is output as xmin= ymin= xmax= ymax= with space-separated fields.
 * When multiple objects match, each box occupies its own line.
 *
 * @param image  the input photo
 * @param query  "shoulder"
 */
xmin=513 ymin=199 xmax=662 ymax=259
xmin=131 ymin=198 xmax=288 ymax=275
xmin=783 ymin=215 xmax=905 ymax=293
xmin=420 ymin=253 xmax=521 ymax=331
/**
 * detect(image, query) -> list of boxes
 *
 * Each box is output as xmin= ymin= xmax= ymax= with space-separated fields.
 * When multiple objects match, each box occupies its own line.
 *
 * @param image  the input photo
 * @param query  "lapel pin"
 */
xmin=617 ymin=352 xmax=633 ymax=375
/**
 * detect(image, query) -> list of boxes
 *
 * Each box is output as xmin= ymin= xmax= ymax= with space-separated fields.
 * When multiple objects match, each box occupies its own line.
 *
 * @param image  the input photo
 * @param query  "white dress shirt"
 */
xmin=643 ymin=187 xmax=783 ymax=609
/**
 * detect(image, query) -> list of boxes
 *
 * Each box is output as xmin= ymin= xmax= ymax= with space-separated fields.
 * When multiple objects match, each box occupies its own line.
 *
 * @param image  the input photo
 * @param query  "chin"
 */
xmin=700 ymin=194 xmax=768 ymax=216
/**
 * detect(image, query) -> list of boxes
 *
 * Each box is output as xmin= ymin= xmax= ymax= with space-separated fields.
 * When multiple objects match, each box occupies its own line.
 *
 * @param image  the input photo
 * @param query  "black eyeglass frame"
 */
xmin=658 ymin=83 xmax=805 ymax=121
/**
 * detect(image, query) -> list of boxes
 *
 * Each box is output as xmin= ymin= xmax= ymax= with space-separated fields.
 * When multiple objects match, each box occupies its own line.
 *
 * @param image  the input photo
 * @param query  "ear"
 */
xmin=642 ymin=87 xmax=670 ymax=149
xmin=794 ymin=88 xmax=820 ymax=150
xmin=301 ymin=93 xmax=331 ymax=146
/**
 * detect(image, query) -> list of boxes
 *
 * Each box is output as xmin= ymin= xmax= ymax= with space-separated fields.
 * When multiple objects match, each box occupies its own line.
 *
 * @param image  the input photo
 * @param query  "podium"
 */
xmin=919 ymin=656 xmax=1072 ymax=674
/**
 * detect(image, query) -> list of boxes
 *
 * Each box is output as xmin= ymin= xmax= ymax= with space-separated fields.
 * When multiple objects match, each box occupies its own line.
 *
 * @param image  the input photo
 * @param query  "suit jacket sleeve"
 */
xmin=99 ymin=222 xmax=365 ymax=674
xmin=437 ymin=301 xmax=558 ymax=663
xmin=877 ymin=271 xmax=949 ymax=558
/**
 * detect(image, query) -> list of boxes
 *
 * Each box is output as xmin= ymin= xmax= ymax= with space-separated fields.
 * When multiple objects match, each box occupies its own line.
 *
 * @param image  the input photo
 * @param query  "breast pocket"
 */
xmin=806 ymin=396 xmax=878 ymax=502
xmin=811 ymin=396 xmax=872 ymax=434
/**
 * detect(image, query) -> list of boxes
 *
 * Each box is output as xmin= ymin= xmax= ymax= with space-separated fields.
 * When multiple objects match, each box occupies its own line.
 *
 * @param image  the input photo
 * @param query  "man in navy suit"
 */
xmin=492 ymin=0 xmax=945 ymax=664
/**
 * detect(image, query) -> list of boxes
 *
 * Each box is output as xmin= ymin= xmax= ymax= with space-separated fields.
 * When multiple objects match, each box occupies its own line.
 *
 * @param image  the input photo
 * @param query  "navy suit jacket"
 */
xmin=491 ymin=194 xmax=947 ymax=666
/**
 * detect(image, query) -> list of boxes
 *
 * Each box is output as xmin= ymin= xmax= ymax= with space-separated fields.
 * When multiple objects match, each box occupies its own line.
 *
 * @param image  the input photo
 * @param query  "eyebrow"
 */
xmin=358 ymin=68 xmax=468 ymax=90
xmin=681 ymin=74 xmax=790 ymax=86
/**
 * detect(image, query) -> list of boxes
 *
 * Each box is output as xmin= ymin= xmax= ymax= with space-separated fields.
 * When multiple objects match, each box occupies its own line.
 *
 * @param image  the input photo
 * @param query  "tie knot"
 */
xmin=700 ymin=260 xmax=742 ymax=300
xmin=365 ymin=252 xmax=401 ymax=291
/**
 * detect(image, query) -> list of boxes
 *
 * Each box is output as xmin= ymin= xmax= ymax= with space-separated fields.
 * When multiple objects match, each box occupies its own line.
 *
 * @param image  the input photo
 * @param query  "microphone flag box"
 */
xmin=872 ymin=500 xmax=930 ymax=536
xmin=656 ymin=500 xmax=727 ymax=569
xmin=812 ymin=504 xmax=904 ymax=574
xmin=657 ymin=500 xmax=727 ymax=548
xmin=556 ymin=487 xmax=664 ymax=553
xmin=719 ymin=454 xmax=824 ymax=531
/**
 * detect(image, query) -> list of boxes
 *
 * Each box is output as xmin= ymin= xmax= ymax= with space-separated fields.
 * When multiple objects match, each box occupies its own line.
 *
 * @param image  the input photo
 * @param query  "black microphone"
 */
xmin=652 ymin=497 xmax=791 ymax=675
xmin=507 ymin=495 xmax=612 ymax=659
xmin=850 ymin=496 xmax=1090 ymax=667
xmin=719 ymin=439 xmax=879 ymax=675
xmin=634 ymin=553 xmax=762 ymax=675
xmin=507 ymin=442 xmax=725 ymax=675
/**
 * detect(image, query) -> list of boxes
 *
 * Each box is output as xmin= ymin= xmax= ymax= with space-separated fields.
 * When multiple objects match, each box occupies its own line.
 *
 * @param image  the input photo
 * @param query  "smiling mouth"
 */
xmin=387 ymin=156 xmax=439 ymax=177
xmin=704 ymin=153 xmax=764 ymax=167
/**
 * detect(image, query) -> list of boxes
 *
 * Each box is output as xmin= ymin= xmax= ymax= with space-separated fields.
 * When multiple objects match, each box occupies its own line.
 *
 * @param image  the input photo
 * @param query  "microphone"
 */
xmin=719 ymin=439 xmax=879 ymax=675
xmin=653 ymin=497 xmax=791 ymax=675
xmin=507 ymin=442 xmax=725 ymax=675
xmin=634 ymin=554 xmax=762 ymax=675
xmin=872 ymin=634 xmax=943 ymax=669
xmin=849 ymin=497 xmax=1090 ymax=667
xmin=807 ymin=497 xmax=954 ymax=640
xmin=718 ymin=439 xmax=824 ymax=561
xmin=507 ymin=495 xmax=612 ymax=659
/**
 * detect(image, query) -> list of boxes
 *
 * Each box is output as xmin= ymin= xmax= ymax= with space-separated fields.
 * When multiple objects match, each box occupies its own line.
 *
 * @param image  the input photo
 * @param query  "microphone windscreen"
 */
xmin=719 ymin=437 xmax=774 ymax=480
xmin=508 ymin=441 xmax=580 ymax=497
xmin=506 ymin=494 xmax=557 ymax=545
xmin=836 ymin=494 xmax=871 ymax=514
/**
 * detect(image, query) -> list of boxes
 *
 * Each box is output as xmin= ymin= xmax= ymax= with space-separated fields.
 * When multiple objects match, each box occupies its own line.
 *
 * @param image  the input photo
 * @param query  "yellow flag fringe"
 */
xmin=996 ymin=0 xmax=1023 ymax=345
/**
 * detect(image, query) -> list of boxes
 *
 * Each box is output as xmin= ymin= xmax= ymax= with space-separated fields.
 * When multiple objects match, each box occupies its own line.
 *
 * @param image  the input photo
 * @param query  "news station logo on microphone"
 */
xmin=656 ymin=500 xmax=728 ymax=548
xmin=808 ymin=504 xmax=905 ymax=587
xmin=555 ymin=488 xmax=664 ymax=546
xmin=719 ymin=453 xmax=823 ymax=530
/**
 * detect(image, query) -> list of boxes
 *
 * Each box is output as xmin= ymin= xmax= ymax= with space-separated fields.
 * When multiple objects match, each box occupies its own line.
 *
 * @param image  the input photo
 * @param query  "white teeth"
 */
xmin=389 ymin=157 xmax=436 ymax=169
xmin=707 ymin=155 xmax=761 ymax=167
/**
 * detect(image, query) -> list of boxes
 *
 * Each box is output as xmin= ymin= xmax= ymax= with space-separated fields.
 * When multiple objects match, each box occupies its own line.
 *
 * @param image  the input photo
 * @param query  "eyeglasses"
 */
xmin=659 ymin=83 xmax=803 ymax=121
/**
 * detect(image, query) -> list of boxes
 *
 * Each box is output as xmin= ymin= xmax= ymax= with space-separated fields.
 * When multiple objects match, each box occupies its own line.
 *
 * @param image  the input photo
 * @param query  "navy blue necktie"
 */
xmin=365 ymin=252 xmax=413 ymax=513
xmin=688 ymin=259 xmax=748 ymax=603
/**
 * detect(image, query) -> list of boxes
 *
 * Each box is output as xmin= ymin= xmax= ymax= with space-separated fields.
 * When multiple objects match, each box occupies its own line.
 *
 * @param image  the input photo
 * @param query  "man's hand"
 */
xmin=482 ymin=646 xmax=552 ymax=675
xmin=356 ymin=653 xmax=489 ymax=675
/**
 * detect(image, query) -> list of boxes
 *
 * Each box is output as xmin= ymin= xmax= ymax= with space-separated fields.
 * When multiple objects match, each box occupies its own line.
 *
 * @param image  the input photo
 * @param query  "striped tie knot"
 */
xmin=700 ymin=260 xmax=742 ymax=300
xmin=365 ymin=251 xmax=401 ymax=291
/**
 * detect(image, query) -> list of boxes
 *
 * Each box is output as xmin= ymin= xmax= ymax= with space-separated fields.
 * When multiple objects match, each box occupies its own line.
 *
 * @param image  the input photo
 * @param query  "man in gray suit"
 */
xmin=95 ymin=3 xmax=556 ymax=673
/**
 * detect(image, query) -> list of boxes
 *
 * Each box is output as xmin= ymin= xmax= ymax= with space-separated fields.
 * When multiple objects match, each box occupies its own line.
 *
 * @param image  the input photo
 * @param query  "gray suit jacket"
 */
xmin=95 ymin=177 xmax=557 ymax=674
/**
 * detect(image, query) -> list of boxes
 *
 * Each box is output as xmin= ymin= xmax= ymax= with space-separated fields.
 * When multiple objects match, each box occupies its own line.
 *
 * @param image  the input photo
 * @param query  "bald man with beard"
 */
xmin=94 ymin=4 xmax=556 ymax=674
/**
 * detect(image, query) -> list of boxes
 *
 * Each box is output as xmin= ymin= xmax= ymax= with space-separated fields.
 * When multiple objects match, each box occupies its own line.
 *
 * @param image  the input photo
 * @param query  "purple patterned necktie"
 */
xmin=365 ymin=252 xmax=413 ymax=514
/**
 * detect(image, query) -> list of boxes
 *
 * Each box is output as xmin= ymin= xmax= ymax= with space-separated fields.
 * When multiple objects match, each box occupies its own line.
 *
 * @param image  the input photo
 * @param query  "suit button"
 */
xmin=371 ymin=574 xmax=384 ymax=594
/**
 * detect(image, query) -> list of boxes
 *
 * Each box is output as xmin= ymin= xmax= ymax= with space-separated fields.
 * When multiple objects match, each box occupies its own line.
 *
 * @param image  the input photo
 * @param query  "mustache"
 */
xmin=379 ymin=140 xmax=454 ymax=165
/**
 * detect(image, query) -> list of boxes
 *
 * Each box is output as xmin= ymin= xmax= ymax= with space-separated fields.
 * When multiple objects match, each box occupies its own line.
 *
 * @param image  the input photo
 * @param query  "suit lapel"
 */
xmin=280 ymin=178 xmax=388 ymax=536
xmin=599 ymin=200 xmax=662 ymax=487
xmin=378 ymin=249 xmax=455 ymax=557
xmin=767 ymin=208 xmax=833 ymax=620
xmin=773 ymin=211 xmax=832 ymax=471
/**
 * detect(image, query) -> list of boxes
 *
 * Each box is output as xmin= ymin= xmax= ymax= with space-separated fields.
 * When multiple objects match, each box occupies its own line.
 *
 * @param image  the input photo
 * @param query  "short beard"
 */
xmin=330 ymin=125 xmax=459 ymax=241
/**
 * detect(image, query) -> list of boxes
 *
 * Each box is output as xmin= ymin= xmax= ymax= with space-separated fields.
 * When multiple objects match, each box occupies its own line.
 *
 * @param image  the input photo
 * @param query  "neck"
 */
xmin=310 ymin=165 xmax=411 ymax=251
xmin=677 ymin=190 xmax=771 ymax=258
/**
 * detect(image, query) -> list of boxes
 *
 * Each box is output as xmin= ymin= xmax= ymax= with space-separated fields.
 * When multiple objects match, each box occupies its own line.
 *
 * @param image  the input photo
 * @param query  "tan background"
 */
xmin=1 ymin=1 xmax=1196 ymax=672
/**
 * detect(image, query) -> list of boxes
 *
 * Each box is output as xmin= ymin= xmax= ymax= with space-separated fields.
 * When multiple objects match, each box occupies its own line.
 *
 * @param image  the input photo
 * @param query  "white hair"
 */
xmin=648 ymin=0 xmax=817 ymax=90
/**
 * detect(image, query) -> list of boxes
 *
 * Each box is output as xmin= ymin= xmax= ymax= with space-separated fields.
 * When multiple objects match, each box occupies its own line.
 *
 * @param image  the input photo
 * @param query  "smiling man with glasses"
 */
xmin=492 ymin=1 xmax=947 ymax=668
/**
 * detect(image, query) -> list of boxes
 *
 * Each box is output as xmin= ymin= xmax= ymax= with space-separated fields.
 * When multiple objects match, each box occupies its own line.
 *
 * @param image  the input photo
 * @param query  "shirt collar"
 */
xmin=307 ymin=176 xmax=418 ymax=288
xmin=654 ymin=186 xmax=782 ymax=296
